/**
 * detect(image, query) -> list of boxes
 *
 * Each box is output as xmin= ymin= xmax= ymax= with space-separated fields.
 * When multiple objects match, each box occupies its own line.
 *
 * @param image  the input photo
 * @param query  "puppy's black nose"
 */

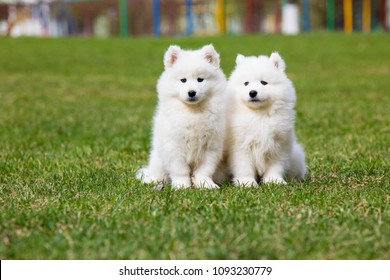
xmin=188 ymin=90 xmax=196 ymax=98
xmin=249 ymin=90 xmax=257 ymax=98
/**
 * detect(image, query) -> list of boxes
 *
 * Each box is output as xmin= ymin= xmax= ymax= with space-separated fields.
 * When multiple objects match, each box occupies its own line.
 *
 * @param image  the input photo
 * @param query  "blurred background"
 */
xmin=0 ymin=0 xmax=388 ymax=37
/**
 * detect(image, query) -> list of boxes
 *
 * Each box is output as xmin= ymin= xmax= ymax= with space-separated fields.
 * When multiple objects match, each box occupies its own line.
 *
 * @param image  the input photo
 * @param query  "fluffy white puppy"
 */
xmin=137 ymin=44 xmax=227 ymax=189
xmin=226 ymin=52 xmax=306 ymax=186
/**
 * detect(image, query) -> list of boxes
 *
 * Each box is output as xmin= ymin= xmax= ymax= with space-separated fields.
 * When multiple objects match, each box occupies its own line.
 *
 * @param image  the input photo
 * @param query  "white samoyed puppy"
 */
xmin=136 ymin=44 xmax=227 ymax=189
xmin=225 ymin=52 xmax=306 ymax=186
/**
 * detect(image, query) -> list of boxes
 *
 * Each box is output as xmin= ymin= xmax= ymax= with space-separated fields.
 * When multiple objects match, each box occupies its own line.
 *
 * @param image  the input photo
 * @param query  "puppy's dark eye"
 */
xmin=180 ymin=78 xmax=187 ymax=83
xmin=261 ymin=80 xmax=268 ymax=85
xmin=197 ymin=78 xmax=204 ymax=82
xmin=244 ymin=81 xmax=249 ymax=86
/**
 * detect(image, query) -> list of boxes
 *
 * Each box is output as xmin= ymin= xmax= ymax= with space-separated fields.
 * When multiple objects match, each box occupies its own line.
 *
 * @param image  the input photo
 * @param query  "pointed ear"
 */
xmin=202 ymin=44 xmax=220 ymax=68
xmin=269 ymin=52 xmax=286 ymax=72
xmin=164 ymin=45 xmax=181 ymax=68
xmin=235 ymin=54 xmax=245 ymax=65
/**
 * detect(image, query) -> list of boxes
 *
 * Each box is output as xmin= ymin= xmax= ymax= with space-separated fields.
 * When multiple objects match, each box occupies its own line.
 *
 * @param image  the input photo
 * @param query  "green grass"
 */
xmin=0 ymin=33 xmax=389 ymax=259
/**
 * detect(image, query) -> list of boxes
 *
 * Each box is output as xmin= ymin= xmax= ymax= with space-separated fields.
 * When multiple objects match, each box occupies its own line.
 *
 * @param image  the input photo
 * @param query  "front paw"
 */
xmin=136 ymin=168 xmax=159 ymax=184
xmin=232 ymin=177 xmax=258 ymax=188
xmin=193 ymin=176 xmax=219 ymax=189
xmin=171 ymin=177 xmax=192 ymax=189
xmin=263 ymin=175 xmax=287 ymax=185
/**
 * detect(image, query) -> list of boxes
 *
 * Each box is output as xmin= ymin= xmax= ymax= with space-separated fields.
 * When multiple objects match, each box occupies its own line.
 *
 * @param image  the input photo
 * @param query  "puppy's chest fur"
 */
xmin=160 ymin=105 xmax=219 ymax=163
xmin=234 ymin=113 xmax=292 ymax=155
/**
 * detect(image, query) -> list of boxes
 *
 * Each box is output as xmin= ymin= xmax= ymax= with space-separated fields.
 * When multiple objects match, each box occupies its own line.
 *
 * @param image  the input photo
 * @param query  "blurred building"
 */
xmin=0 ymin=0 xmax=388 ymax=37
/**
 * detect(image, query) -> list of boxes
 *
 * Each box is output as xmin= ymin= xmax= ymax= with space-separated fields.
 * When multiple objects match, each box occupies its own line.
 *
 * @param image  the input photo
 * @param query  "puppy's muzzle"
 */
xmin=249 ymin=90 xmax=257 ymax=98
xmin=186 ymin=90 xmax=198 ymax=103
xmin=188 ymin=90 xmax=197 ymax=98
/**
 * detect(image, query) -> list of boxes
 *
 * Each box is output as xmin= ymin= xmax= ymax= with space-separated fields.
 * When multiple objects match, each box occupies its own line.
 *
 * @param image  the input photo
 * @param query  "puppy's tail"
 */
xmin=287 ymin=143 xmax=306 ymax=181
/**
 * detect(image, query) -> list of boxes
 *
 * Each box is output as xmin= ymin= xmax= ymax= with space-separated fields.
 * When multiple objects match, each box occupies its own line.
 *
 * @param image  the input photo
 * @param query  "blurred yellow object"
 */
xmin=362 ymin=0 xmax=371 ymax=32
xmin=216 ymin=0 xmax=226 ymax=34
xmin=343 ymin=0 xmax=353 ymax=33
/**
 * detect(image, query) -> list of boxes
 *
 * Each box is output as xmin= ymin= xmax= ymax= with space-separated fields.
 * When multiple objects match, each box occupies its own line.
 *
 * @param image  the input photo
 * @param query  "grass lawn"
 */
xmin=0 ymin=33 xmax=389 ymax=259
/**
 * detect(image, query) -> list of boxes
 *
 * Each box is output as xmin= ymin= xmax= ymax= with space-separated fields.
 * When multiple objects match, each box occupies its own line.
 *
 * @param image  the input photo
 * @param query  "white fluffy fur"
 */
xmin=225 ymin=52 xmax=306 ymax=186
xmin=136 ymin=44 xmax=227 ymax=189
